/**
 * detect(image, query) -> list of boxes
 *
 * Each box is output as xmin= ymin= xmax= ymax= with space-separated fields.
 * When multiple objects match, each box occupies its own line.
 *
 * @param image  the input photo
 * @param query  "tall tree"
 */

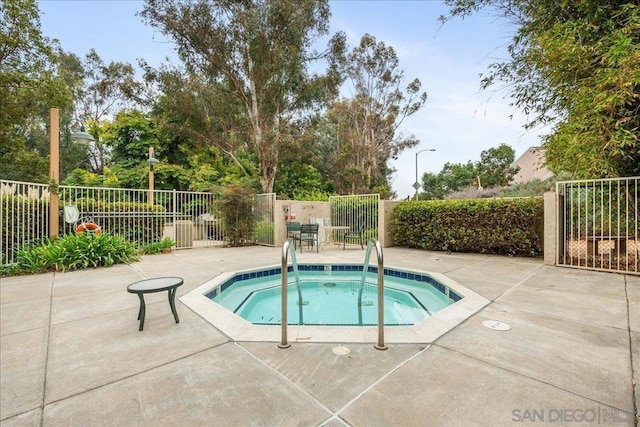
xmin=73 ymin=49 xmax=143 ymax=172
xmin=330 ymin=33 xmax=427 ymax=195
xmin=420 ymin=143 xmax=519 ymax=199
xmin=141 ymin=0 xmax=343 ymax=192
xmin=0 ymin=0 xmax=72 ymax=182
xmin=444 ymin=0 xmax=640 ymax=178
xmin=476 ymin=143 xmax=519 ymax=187
xmin=145 ymin=66 xmax=253 ymax=180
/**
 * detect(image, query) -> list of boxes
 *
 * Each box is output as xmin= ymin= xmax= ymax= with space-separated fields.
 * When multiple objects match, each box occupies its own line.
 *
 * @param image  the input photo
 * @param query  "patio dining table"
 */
xmin=319 ymin=225 xmax=350 ymax=246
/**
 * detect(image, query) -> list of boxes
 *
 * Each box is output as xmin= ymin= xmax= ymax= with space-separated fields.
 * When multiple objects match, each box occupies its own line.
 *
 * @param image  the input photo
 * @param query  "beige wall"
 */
xmin=513 ymin=147 xmax=554 ymax=184
xmin=274 ymin=200 xmax=330 ymax=246
xmin=274 ymin=199 xmax=402 ymax=248
xmin=378 ymin=200 xmax=401 ymax=247
xmin=543 ymin=191 xmax=557 ymax=265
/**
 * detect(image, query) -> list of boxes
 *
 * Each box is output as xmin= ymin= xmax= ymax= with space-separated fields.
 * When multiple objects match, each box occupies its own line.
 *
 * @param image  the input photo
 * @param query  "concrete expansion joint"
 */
xmin=623 ymin=277 xmax=638 ymax=424
xmin=331 ymin=344 xmax=432 ymax=419
xmin=235 ymin=342 xmax=432 ymax=425
xmin=440 ymin=255 xmax=489 ymax=275
xmin=432 ymin=343 xmax=635 ymax=418
xmin=234 ymin=342 xmax=335 ymax=416
xmin=39 ymin=276 xmax=55 ymax=426
xmin=493 ymin=303 xmax=630 ymax=334
xmin=38 ymin=341 xmax=229 ymax=414
xmin=493 ymin=264 xmax=545 ymax=302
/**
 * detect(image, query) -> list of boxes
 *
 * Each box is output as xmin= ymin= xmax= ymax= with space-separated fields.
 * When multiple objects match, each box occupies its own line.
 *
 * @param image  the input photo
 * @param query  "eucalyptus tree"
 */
xmin=443 ymin=0 xmax=640 ymax=178
xmin=141 ymin=0 xmax=343 ymax=193
xmin=144 ymin=65 xmax=254 ymax=182
xmin=328 ymin=34 xmax=427 ymax=195
xmin=71 ymin=49 xmax=143 ymax=173
xmin=273 ymin=114 xmax=332 ymax=198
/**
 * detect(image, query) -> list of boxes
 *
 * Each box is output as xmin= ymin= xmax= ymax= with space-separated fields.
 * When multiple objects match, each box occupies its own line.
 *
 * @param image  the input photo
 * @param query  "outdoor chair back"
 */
xmin=286 ymin=221 xmax=301 ymax=240
xmin=295 ymin=223 xmax=319 ymax=253
xmin=343 ymin=224 xmax=365 ymax=250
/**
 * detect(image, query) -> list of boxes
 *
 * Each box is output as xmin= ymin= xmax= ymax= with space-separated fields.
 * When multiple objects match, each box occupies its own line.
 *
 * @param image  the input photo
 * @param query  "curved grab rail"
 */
xmin=279 ymin=239 xmax=302 ymax=349
xmin=359 ymin=239 xmax=388 ymax=350
xmin=279 ymin=238 xmax=387 ymax=350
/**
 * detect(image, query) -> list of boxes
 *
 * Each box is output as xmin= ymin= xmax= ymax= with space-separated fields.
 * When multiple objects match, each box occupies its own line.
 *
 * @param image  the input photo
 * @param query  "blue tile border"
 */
xmin=207 ymin=264 xmax=462 ymax=303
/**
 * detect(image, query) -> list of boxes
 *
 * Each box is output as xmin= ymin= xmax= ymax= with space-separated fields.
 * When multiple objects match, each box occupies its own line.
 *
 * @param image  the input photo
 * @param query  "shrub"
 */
xmin=215 ymin=185 xmax=256 ymax=246
xmin=390 ymin=197 xmax=544 ymax=257
xmin=290 ymin=189 xmax=332 ymax=201
xmin=501 ymin=178 xmax=555 ymax=197
xmin=140 ymin=237 xmax=175 ymax=254
xmin=4 ymin=233 xmax=140 ymax=275
xmin=255 ymin=221 xmax=274 ymax=244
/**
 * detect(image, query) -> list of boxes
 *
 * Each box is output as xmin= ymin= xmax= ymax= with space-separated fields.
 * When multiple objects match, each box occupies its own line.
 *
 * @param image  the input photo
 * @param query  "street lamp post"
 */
xmin=414 ymin=148 xmax=436 ymax=201
xmin=147 ymin=146 xmax=159 ymax=205
xmin=49 ymin=108 xmax=95 ymax=238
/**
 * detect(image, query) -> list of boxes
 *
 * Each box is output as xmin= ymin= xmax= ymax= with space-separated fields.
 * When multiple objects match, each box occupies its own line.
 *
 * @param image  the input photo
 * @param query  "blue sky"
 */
xmin=38 ymin=0 xmax=546 ymax=199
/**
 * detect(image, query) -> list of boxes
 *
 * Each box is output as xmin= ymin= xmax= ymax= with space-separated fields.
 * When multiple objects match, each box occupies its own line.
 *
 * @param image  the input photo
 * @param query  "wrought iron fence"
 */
xmin=1 ymin=180 xmax=50 ymax=265
xmin=556 ymin=177 xmax=638 ymax=274
xmin=58 ymin=186 xmax=226 ymax=251
xmin=255 ymin=193 xmax=275 ymax=246
xmin=1 ymin=179 xmax=278 ymax=265
xmin=329 ymin=194 xmax=379 ymax=247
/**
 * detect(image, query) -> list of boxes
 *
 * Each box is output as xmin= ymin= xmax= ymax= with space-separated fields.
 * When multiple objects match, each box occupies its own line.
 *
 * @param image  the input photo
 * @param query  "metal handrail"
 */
xmin=278 ymin=238 xmax=302 ymax=349
xmin=359 ymin=239 xmax=388 ymax=350
xmin=279 ymin=238 xmax=387 ymax=350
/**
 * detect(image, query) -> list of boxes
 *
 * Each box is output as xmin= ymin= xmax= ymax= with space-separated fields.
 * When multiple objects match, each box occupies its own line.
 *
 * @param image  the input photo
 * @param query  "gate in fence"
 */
xmin=255 ymin=193 xmax=275 ymax=246
xmin=556 ymin=177 xmax=638 ymax=274
xmin=329 ymin=194 xmax=379 ymax=247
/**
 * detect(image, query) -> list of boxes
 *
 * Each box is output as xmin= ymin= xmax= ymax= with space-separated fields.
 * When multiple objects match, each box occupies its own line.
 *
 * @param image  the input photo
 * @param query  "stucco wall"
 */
xmin=274 ymin=199 xmax=400 ymax=248
xmin=274 ymin=200 xmax=330 ymax=246
xmin=378 ymin=200 xmax=401 ymax=247
xmin=513 ymin=147 xmax=554 ymax=184
xmin=543 ymin=191 xmax=557 ymax=265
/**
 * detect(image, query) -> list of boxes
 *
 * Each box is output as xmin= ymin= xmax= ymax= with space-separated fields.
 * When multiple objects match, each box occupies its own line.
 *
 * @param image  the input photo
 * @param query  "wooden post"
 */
xmin=49 ymin=108 xmax=59 ymax=238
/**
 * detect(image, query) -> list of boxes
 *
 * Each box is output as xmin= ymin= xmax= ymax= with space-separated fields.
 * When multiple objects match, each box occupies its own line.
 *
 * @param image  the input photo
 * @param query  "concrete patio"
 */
xmin=1 ymin=245 xmax=638 ymax=426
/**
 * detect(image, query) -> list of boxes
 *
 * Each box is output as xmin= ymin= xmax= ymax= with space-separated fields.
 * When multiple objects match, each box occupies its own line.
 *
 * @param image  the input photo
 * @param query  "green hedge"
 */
xmin=389 ymin=197 xmax=544 ymax=257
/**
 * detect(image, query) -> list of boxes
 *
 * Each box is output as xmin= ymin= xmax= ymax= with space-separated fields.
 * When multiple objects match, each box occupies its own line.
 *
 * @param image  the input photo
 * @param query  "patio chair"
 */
xmin=295 ymin=223 xmax=319 ymax=253
xmin=286 ymin=221 xmax=301 ymax=240
xmin=343 ymin=224 xmax=365 ymax=250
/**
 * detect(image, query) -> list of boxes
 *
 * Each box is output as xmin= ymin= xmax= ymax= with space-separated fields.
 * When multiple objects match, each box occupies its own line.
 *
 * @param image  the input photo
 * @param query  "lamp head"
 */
xmin=70 ymin=124 xmax=95 ymax=145
xmin=147 ymin=156 xmax=159 ymax=171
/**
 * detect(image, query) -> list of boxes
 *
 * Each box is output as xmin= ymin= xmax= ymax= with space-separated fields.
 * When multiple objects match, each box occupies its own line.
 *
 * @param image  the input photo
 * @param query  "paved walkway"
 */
xmin=1 ymin=246 xmax=638 ymax=426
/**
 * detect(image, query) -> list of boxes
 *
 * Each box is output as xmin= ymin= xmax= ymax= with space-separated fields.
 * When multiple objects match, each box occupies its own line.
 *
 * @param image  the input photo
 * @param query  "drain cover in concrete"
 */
xmin=482 ymin=320 xmax=511 ymax=331
xmin=332 ymin=345 xmax=350 ymax=355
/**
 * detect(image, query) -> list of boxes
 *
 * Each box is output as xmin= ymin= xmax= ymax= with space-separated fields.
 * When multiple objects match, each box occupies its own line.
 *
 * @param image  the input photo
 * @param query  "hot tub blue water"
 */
xmin=206 ymin=265 xmax=461 ymax=326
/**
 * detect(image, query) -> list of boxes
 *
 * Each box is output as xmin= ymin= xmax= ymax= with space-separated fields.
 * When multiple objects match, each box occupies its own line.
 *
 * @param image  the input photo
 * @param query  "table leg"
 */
xmin=137 ymin=293 xmax=146 ymax=331
xmin=168 ymin=287 xmax=180 ymax=324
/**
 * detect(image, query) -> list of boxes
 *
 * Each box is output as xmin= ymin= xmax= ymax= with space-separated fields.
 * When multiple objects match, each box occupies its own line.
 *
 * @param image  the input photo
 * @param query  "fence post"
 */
xmin=49 ymin=108 xmax=59 ymax=238
xmin=543 ymin=191 xmax=556 ymax=265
